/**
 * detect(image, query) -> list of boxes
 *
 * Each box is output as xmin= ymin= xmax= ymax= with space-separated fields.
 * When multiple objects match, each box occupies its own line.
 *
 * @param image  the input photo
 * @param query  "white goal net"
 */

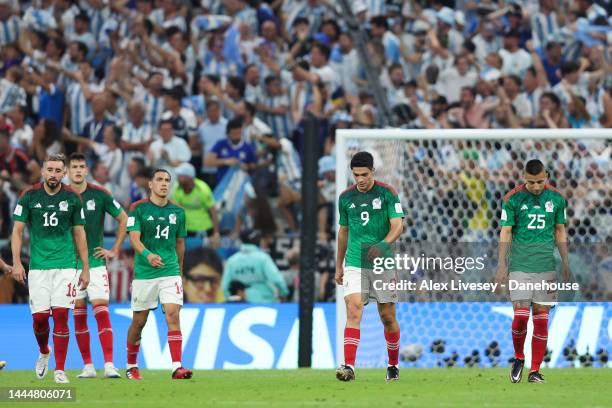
xmin=334 ymin=128 xmax=611 ymax=367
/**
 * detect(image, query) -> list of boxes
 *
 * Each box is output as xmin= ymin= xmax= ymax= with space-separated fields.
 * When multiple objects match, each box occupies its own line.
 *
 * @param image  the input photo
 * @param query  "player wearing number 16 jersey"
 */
xmin=125 ymin=169 xmax=192 ymax=380
xmin=335 ymin=152 xmax=404 ymax=382
xmin=67 ymin=153 xmax=128 ymax=379
xmin=495 ymin=159 xmax=570 ymax=384
xmin=10 ymin=154 xmax=90 ymax=384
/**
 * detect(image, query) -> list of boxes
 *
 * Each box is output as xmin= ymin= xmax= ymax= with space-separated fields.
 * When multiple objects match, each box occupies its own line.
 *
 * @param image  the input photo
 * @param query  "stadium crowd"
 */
xmin=0 ymin=0 xmax=610 ymax=304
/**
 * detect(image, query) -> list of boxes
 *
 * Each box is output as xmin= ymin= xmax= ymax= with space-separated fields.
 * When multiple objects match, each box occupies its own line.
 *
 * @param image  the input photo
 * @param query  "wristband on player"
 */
xmin=142 ymin=248 xmax=152 ymax=258
xmin=378 ymin=240 xmax=392 ymax=256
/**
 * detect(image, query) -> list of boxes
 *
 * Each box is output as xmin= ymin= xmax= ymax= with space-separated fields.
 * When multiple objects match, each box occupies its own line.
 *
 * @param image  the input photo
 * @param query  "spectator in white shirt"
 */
xmin=436 ymin=55 xmax=478 ymax=104
xmin=499 ymin=29 xmax=531 ymax=76
xmin=473 ymin=22 xmax=501 ymax=64
xmin=148 ymin=118 xmax=192 ymax=180
xmin=197 ymin=99 xmax=228 ymax=186
xmin=7 ymin=105 xmax=32 ymax=149
xmin=502 ymin=75 xmax=531 ymax=120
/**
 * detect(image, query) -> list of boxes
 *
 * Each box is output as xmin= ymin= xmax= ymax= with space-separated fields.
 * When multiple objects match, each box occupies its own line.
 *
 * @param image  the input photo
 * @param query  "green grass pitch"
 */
xmin=1 ymin=369 xmax=611 ymax=408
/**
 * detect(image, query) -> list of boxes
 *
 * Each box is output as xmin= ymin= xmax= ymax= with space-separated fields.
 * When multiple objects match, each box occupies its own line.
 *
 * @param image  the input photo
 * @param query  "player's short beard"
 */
xmin=45 ymin=178 xmax=60 ymax=189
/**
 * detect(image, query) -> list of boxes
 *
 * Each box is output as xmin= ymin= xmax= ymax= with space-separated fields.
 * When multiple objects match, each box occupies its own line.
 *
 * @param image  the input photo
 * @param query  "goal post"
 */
xmin=334 ymin=128 xmax=611 ymax=366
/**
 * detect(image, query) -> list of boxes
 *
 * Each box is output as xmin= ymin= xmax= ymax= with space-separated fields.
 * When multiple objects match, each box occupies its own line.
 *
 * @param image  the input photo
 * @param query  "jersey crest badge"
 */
xmin=169 ymin=214 xmax=177 ymax=224
xmin=545 ymin=201 xmax=554 ymax=213
xmin=87 ymin=200 xmax=96 ymax=211
xmin=59 ymin=201 xmax=69 ymax=211
xmin=372 ymin=198 xmax=381 ymax=210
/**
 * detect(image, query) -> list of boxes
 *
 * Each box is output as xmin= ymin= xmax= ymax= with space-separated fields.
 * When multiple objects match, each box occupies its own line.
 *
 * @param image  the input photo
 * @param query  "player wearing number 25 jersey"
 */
xmin=125 ymin=168 xmax=192 ymax=380
xmin=10 ymin=154 xmax=90 ymax=384
xmin=496 ymin=159 xmax=570 ymax=385
xmin=335 ymin=152 xmax=404 ymax=383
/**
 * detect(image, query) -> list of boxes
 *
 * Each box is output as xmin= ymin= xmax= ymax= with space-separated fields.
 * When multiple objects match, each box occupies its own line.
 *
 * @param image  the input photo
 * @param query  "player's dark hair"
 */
xmin=68 ymin=152 xmax=87 ymax=164
xmin=350 ymin=151 xmax=374 ymax=170
xmin=151 ymin=168 xmax=171 ymax=180
xmin=525 ymin=159 xmax=545 ymax=175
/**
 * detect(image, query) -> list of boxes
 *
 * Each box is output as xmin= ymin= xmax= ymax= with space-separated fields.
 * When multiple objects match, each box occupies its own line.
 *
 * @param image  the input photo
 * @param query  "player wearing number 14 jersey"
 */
xmin=495 ymin=159 xmax=570 ymax=384
xmin=10 ymin=154 xmax=90 ymax=384
xmin=125 ymin=169 xmax=192 ymax=380
xmin=335 ymin=152 xmax=404 ymax=382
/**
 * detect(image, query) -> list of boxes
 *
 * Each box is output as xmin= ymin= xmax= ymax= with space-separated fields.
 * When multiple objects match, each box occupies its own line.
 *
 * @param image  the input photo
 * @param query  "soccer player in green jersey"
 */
xmin=125 ymin=169 xmax=192 ymax=380
xmin=67 ymin=153 xmax=127 ymax=379
xmin=495 ymin=159 xmax=570 ymax=384
xmin=10 ymin=154 xmax=90 ymax=384
xmin=335 ymin=152 xmax=404 ymax=382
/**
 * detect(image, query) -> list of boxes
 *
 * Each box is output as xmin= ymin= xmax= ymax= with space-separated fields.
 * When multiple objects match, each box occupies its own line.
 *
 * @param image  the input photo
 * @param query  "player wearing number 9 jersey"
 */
xmin=10 ymin=154 xmax=90 ymax=384
xmin=335 ymin=152 xmax=404 ymax=383
xmin=495 ymin=159 xmax=570 ymax=385
xmin=125 ymin=168 xmax=192 ymax=380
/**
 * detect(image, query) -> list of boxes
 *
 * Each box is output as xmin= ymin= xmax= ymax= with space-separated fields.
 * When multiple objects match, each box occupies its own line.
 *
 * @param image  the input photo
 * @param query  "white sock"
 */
xmin=84 ymin=363 xmax=94 ymax=369
xmin=126 ymin=364 xmax=138 ymax=370
xmin=172 ymin=362 xmax=181 ymax=372
xmin=104 ymin=362 xmax=114 ymax=369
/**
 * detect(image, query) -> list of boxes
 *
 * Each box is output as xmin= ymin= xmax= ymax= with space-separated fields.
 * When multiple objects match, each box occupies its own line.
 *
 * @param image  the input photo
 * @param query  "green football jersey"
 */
xmin=500 ymin=184 xmax=567 ymax=273
xmin=127 ymin=199 xmax=187 ymax=279
xmin=12 ymin=183 xmax=85 ymax=270
xmin=79 ymin=184 xmax=124 ymax=268
xmin=339 ymin=181 xmax=404 ymax=268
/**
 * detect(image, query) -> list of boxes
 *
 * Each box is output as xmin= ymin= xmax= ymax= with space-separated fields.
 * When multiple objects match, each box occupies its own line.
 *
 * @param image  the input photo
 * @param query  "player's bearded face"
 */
xmin=43 ymin=161 xmax=66 ymax=189
xmin=524 ymin=171 xmax=547 ymax=195
xmin=352 ymin=167 xmax=374 ymax=191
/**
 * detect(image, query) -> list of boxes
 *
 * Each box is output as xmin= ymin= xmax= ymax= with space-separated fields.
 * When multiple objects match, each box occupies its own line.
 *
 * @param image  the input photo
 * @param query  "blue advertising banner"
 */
xmin=0 ymin=304 xmax=336 ymax=370
xmin=1 ymin=303 xmax=609 ymax=370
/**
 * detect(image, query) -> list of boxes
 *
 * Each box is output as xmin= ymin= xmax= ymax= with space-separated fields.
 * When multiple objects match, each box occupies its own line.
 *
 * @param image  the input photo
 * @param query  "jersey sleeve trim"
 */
xmin=375 ymin=180 xmax=398 ymax=196
xmin=503 ymin=184 xmax=525 ymax=202
xmin=62 ymin=184 xmax=82 ymax=200
xmin=340 ymin=184 xmax=357 ymax=196
xmin=129 ymin=198 xmax=149 ymax=212
xmin=19 ymin=182 xmax=43 ymax=198
xmin=87 ymin=182 xmax=113 ymax=196
xmin=544 ymin=184 xmax=564 ymax=198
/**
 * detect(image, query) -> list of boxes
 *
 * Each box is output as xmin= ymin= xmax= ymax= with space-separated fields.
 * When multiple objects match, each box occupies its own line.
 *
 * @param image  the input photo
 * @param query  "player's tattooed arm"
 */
xmin=335 ymin=226 xmax=348 ymax=285
xmin=176 ymin=238 xmax=185 ymax=275
xmin=0 ymin=257 xmax=12 ymax=275
xmin=73 ymin=225 xmax=90 ymax=289
xmin=95 ymin=211 xmax=128 ymax=260
xmin=129 ymin=230 xmax=164 ymax=267
xmin=10 ymin=221 xmax=26 ymax=284
xmin=495 ymin=226 xmax=513 ymax=286
xmin=555 ymin=224 xmax=570 ymax=282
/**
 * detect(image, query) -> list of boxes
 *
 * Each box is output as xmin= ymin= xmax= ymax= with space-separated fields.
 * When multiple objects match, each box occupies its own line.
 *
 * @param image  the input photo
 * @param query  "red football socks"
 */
xmin=74 ymin=305 xmax=92 ymax=365
xmin=512 ymin=307 xmax=530 ymax=360
xmin=32 ymin=311 xmax=50 ymax=354
xmin=94 ymin=305 xmax=114 ymax=363
xmin=384 ymin=330 xmax=400 ymax=366
xmin=531 ymin=310 xmax=549 ymax=372
xmin=51 ymin=307 xmax=70 ymax=371
xmin=344 ymin=327 xmax=360 ymax=367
